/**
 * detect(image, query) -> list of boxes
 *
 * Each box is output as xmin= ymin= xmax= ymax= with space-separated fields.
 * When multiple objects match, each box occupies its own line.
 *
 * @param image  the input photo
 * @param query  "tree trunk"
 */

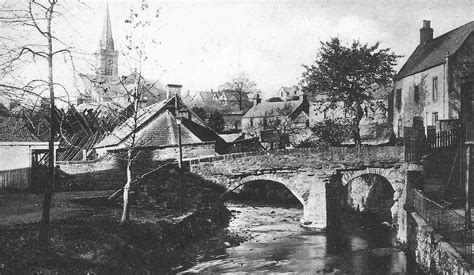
xmin=38 ymin=6 xmax=55 ymax=246
xmin=352 ymin=102 xmax=364 ymax=146
xmin=121 ymin=151 xmax=132 ymax=223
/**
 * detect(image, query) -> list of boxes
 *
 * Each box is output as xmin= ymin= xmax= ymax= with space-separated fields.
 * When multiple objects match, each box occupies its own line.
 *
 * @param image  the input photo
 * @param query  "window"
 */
xmin=397 ymin=119 xmax=402 ymax=138
xmin=250 ymin=118 xmax=253 ymax=127
xmin=432 ymin=112 xmax=439 ymax=126
xmin=432 ymin=77 xmax=438 ymax=101
xmin=395 ymin=89 xmax=402 ymax=110
xmin=414 ymin=85 xmax=420 ymax=103
xmin=263 ymin=118 xmax=267 ymax=128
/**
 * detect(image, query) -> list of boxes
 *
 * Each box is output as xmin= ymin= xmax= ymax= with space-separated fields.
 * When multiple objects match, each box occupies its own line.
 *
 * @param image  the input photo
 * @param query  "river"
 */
xmin=183 ymin=201 xmax=417 ymax=274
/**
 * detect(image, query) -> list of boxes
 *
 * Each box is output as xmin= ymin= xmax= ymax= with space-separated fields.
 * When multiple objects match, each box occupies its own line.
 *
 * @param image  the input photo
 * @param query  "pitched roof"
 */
xmin=0 ymin=115 xmax=40 ymax=142
xmin=243 ymin=100 xmax=304 ymax=118
xmin=95 ymin=97 xmax=224 ymax=148
xmin=220 ymin=90 xmax=250 ymax=101
xmin=397 ymin=21 xmax=474 ymax=79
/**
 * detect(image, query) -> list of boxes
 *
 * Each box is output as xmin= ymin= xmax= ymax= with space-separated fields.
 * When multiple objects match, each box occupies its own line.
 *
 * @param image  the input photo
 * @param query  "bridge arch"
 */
xmin=223 ymin=174 xmax=305 ymax=206
xmin=340 ymin=167 xmax=404 ymax=201
xmin=340 ymin=167 xmax=405 ymax=223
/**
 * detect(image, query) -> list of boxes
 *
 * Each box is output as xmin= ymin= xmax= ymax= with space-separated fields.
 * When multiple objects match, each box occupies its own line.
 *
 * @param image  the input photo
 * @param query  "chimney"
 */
xmin=254 ymin=94 xmax=261 ymax=106
xmin=420 ymin=20 xmax=433 ymax=44
xmin=166 ymin=84 xmax=182 ymax=99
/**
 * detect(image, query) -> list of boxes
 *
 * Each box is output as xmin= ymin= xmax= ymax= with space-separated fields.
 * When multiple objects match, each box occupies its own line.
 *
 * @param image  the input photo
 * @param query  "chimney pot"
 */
xmin=420 ymin=20 xmax=433 ymax=44
xmin=166 ymin=84 xmax=182 ymax=99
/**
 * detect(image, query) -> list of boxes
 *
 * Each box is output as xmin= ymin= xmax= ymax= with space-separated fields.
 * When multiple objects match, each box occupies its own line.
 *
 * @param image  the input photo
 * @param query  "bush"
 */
xmin=311 ymin=119 xmax=352 ymax=146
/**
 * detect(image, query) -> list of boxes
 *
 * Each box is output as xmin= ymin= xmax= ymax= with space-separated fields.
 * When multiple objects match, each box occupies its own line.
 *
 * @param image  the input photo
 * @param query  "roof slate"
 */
xmin=397 ymin=21 xmax=474 ymax=79
xmin=95 ymin=97 xmax=224 ymax=148
xmin=0 ymin=115 xmax=40 ymax=142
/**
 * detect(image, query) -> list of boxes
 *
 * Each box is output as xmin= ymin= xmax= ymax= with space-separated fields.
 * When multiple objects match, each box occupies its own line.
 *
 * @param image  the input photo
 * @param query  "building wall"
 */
xmin=392 ymin=64 xmax=448 ymax=136
xmin=0 ymin=143 xmax=49 ymax=190
xmin=393 ymin=34 xmax=474 ymax=137
xmin=0 ymin=146 xmax=31 ymax=189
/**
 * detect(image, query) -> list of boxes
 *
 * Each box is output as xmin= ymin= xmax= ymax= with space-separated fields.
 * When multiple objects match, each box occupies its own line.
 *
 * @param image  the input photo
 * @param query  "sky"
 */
xmin=3 ymin=0 xmax=474 ymax=101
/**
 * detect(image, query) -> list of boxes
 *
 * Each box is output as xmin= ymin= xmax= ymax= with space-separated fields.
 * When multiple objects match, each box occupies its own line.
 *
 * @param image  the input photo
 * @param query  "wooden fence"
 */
xmin=0 ymin=168 xmax=30 ymax=190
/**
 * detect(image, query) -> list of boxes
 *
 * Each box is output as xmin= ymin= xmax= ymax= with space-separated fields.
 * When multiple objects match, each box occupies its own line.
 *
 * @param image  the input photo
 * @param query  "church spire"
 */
xmin=100 ymin=3 xmax=114 ymax=51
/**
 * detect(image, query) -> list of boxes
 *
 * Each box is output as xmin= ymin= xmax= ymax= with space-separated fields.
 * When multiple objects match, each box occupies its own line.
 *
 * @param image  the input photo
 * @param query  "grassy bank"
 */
xmin=0 ymin=168 xmax=235 ymax=273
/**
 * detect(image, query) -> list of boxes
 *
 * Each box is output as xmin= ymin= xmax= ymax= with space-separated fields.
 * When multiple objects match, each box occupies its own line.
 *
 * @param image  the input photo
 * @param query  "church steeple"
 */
xmin=100 ymin=3 xmax=114 ymax=51
xmin=98 ymin=3 xmax=118 ymax=76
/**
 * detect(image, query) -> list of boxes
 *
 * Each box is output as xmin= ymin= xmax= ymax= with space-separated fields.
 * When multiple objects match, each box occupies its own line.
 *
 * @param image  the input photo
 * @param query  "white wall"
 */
xmin=392 ymin=64 xmax=448 ymax=136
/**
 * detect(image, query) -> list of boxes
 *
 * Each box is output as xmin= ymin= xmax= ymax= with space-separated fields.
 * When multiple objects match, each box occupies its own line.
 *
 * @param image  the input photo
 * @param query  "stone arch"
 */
xmin=340 ymin=168 xmax=405 ymax=223
xmin=224 ymin=174 xmax=306 ymax=207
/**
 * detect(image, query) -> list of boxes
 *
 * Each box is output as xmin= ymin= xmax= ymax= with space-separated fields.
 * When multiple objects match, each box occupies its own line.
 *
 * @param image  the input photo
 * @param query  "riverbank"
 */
xmin=0 ymin=169 xmax=237 ymax=273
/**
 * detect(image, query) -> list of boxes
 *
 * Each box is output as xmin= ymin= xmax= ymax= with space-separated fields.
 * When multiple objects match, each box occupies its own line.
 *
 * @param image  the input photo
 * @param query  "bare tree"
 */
xmin=0 ymin=0 xmax=86 ymax=245
xmin=219 ymin=72 xmax=257 ymax=111
xmin=92 ymin=0 xmax=161 ymax=223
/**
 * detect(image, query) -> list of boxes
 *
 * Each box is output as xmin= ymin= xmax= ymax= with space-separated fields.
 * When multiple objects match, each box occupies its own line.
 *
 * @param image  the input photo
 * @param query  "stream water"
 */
xmin=183 ymin=202 xmax=417 ymax=274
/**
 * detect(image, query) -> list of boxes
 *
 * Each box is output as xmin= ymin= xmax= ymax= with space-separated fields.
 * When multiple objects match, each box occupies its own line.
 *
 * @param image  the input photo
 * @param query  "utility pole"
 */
xmin=466 ymin=143 xmax=471 ymax=229
xmin=175 ymin=94 xmax=183 ymax=169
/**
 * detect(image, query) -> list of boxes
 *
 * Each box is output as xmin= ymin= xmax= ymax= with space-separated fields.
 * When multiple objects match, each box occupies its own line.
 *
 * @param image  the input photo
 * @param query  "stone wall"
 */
xmin=407 ymin=212 xmax=470 ymax=274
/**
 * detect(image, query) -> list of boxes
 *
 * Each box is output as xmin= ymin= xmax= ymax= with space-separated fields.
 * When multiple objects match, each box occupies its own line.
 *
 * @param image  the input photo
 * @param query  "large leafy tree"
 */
xmin=301 ymin=38 xmax=399 ymax=145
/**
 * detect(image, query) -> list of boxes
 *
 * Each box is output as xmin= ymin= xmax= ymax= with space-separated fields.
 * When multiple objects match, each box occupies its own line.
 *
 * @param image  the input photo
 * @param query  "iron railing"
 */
xmin=405 ymin=129 xmax=459 ymax=163
xmin=427 ymin=129 xmax=459 ymax=149
xmin=414 ymin=190 xmax=472 ymax=262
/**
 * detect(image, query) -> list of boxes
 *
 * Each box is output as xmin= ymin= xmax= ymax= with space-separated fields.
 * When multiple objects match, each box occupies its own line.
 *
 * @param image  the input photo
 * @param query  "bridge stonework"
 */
xmin=188 ymin=146 xmax=406 ymax=231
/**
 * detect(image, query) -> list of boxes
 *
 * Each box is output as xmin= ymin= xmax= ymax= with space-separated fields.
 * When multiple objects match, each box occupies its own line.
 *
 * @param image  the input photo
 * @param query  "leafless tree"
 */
xmin=0 ymin=0 xmax=91 ymax=245
xmin=89 ymin=0 xmax=162 ymax=223
xmin=219 ymin=72 xmax=257 ymax=111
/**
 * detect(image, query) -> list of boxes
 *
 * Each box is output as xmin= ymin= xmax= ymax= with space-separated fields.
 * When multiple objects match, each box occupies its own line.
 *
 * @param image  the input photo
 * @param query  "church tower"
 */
xmin=98 ymin=4 xmax=118 ymax=76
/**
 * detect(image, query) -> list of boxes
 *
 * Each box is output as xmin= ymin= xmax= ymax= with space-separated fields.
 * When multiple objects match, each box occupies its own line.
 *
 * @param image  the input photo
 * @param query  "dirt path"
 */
xmin=0 ymin=190 xmax=114 ymax=226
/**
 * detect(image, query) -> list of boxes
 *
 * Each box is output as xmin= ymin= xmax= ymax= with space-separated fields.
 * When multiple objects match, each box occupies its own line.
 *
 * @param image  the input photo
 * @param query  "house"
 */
xmin=218 ymin=90 xmax=252 ymax=112
xmin=219 ymin=133 xmax=264 ymax=153
xmin=278 ymin=86 xmax=303 ymax=101
xmin=392 ymin=20 xmax=474 ymax=137
xmin=0 ymin=115 xmax=53 ymax=190
xmin=189 ymin=91 xmax=221 ymax=112
xmin=242 ymin=96 xmax=310 ymax=148
xmin=94 ymin=96 xmax=227 ymax=160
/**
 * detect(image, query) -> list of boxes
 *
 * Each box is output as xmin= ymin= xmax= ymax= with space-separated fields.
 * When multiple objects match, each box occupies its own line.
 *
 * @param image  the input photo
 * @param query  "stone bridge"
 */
xmin=187 ymin=146 xmax=406 ymax=231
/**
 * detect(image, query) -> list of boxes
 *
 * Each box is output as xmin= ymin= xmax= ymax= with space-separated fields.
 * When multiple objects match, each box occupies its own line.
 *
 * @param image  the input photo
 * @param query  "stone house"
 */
xmin=242 ymin=97 xmax=310 ymax=148
xmin=392 ymin=20 xmax=474 ymax=137
xmin=94 ymin=96 xmax=227 ymax=160
xmin=0 ymin=115 xmax=53 ymax=190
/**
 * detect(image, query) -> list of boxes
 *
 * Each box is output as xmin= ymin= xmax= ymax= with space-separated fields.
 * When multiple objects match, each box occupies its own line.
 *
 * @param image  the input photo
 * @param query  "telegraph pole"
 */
xmin=175 ymin=94 xmax=183 ymax=169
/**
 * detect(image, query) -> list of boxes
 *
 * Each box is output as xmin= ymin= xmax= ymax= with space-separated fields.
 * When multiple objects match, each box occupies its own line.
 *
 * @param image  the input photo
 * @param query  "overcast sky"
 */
xmin=4 ymin=0 xmax=474 ymax=99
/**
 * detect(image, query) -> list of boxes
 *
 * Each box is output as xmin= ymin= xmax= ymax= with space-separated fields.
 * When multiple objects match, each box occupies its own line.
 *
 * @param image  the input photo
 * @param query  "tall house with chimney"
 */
xmin=392 ymin=20 xmax=474 ymax=137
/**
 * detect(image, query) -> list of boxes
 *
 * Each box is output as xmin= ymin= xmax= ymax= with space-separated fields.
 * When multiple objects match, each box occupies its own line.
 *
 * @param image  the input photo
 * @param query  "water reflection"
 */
xmin=183 ymin=203 xmax=415 ymax=274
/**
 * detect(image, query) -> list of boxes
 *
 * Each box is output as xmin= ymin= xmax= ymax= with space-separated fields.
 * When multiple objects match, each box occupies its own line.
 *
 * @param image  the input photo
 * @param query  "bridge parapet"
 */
xmin=188 ymin=146 xmax=404 ymax=171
